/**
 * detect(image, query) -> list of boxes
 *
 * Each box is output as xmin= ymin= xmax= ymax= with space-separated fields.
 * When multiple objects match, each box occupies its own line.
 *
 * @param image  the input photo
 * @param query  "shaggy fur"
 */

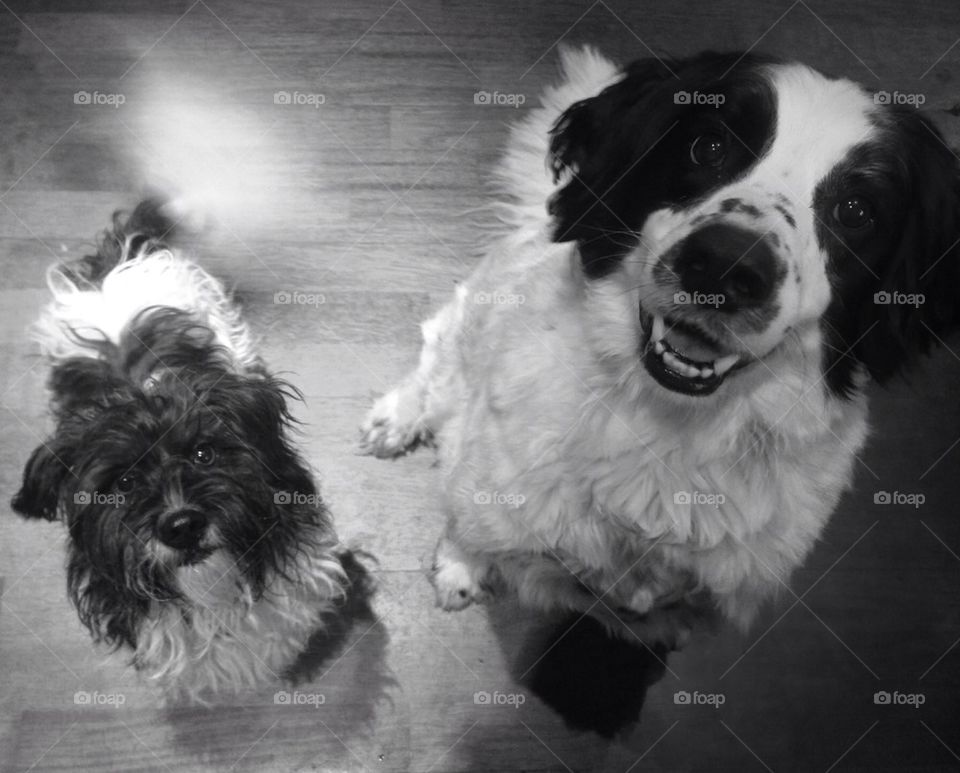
xmin=12 ymin=200 xmax=348 ymax=702
xmin=360 ymin=47 xmax=960 ymax=647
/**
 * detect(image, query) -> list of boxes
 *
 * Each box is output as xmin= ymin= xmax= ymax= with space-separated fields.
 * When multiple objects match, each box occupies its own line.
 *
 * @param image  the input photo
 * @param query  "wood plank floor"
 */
xmin=1 ymin=1 xmax=960 ymax=771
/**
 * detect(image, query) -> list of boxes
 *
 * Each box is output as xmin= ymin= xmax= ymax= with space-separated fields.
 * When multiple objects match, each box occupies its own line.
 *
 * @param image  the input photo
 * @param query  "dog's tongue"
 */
xmin=662 ymin=325 xmax=723 ymax=363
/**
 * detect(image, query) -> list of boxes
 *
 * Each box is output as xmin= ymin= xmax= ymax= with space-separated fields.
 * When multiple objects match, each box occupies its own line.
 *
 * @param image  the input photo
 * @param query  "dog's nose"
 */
xmin=157 ymin=508 xmax=207 ymax=549
xmin=673 ymin=224 xmax=781 ymax=311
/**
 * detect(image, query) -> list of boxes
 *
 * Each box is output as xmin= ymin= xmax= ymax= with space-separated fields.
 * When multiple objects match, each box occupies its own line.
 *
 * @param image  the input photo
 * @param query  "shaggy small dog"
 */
xmin=12 ymin=199 xmax=348 ymax=702
xmin=361 ymin=47 xmax=960 ymax=648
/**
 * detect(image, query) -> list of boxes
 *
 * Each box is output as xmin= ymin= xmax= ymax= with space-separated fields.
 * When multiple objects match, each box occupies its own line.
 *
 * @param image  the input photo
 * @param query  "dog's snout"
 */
xmin=674 ymin=224 xmax=781 ymax=310
xmin=157 ymin=508 xmax=208 ymax=549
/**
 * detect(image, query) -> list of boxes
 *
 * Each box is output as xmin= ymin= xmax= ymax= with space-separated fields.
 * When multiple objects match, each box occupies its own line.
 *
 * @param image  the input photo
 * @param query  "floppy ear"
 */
xmin=11 ymin=358 xmax=115 ymax=520
xmin=548 ymin=58 xmax=676 ymax=277
xmin=205 ymin=372 xmax=315 ymax=488
xmin=11 ymin=440 xmax=73 ymax=520
xmin=856 ymin=111 xmax=960 ymax=383
xmin=11 ymin=356 xmax=128 ymax=519
xmin=47 ymin=357 xmax=125 ymax=416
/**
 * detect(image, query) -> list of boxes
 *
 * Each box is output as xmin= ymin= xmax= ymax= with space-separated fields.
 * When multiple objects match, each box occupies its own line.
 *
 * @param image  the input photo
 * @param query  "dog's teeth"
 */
xmin=662 ymin=351 xmax=699 ymax=378
xmin=713 ymin=353 xmax=740 ymax=377
xmin=699 ymin=366 xmax=714 ymax=379
xmin=661 ymin=350 xmax=681 ymax=371
xmin=651 ymin=315 xmax=665 ymax=342
xmin=654 ymin=340 xmax=665 ymax=355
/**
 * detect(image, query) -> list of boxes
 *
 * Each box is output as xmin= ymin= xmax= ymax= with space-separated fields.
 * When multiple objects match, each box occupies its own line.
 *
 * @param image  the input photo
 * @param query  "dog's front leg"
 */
xmin=430 ymin=535 xmax=493 ymax=611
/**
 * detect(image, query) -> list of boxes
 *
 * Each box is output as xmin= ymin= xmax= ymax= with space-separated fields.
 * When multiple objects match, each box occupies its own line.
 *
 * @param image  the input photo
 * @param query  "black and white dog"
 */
xmin=362 ymin=47 xmax=960 ymax=647
xmin=12 ymin=200 xmax=349 ymax=702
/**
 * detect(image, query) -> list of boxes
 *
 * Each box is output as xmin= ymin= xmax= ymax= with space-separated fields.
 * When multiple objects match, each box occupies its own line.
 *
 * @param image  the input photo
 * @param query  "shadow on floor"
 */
xmin=489 ymin=600 xmax=670 ymax=738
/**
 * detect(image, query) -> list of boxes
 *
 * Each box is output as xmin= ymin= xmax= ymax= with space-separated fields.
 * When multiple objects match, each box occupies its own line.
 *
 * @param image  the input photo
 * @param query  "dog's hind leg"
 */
xmin=360 ymin=285 xmax=467 ymax=458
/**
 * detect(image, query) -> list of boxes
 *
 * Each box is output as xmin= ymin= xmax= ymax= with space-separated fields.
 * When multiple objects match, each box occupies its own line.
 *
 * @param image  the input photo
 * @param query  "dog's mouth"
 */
xmin=176 ymin=546 xmax=215 ymax=567
xmin=640 ymin=312 xmax=745 ymax=396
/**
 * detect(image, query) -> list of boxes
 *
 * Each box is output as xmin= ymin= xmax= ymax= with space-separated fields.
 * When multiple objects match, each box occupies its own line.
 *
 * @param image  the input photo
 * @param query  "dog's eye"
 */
xmin=833 ymin=196 xmax=874 ymax=230
xmin=115 ymin=472 xmax=138 ymax=494
xmin=690 ymin=132 xmax=727 ymax=166
xmin=191 ymin=445 xmax=216 ymax=466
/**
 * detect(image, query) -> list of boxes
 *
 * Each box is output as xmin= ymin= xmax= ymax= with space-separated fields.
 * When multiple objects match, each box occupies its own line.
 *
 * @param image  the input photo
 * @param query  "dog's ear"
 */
xmin=11 ymin=440 xmax=72 ymax=520
xmin=12 ymin=359 xmax=107 ymax=519
xmin=47 ymin=357 xmax=124 ymax=417
xmin=13 ymin=358 xmax=120 ymax=519
xmin=549 ymin=58 xmax=675 ymax=185
xmin=209 ymin=373 xmax=315 ymax=488
xmin=855 ymin=111 xmax=960 ymax=383
xmin=548 ymin=58 xmax=677 ymax=277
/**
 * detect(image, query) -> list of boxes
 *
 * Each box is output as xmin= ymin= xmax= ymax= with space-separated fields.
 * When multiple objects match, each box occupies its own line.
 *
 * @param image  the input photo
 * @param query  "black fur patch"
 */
xmin=774 ymin=203 xmax=797 ymax=228
xmin=719 ymin=197 xmax=762 ymax=218
xmin=548 ymin=51 xmax=777 ymax=278
xmin=815 ymin=109 xmax=960 ymax=397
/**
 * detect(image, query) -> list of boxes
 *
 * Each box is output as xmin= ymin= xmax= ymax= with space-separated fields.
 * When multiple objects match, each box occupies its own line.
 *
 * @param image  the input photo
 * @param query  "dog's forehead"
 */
xmin=756 ymin=63 xmax=877 ymax=193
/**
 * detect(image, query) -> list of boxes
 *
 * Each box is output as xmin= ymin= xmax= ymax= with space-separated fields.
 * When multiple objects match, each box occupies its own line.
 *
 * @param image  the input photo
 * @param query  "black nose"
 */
xmin=672 ymin=224 xmax=782 ymax=311
xmin=157 ymin=508 xmax=207 ymax=550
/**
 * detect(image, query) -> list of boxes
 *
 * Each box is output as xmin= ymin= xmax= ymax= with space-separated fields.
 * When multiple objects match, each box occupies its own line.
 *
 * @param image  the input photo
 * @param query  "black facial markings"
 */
xmin=719 ymin=198 xmax=762 ymax=218
xmin=548 ymin=50 xmax=778 ymax=278
xmin=814 ymin=110 xmax=960 ymax=397
xmin=774 ymin=204 xmax=796 ymax=228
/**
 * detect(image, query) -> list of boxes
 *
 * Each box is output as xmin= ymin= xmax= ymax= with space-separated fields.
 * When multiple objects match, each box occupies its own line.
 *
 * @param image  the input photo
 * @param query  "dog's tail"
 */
xmin=54 ymin=197 xmax=181 ymax=289
xmin=35 ymin=198 xmax=255 ymax=365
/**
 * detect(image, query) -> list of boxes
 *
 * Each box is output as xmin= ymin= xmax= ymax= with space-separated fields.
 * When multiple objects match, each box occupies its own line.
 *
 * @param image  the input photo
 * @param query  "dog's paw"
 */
xmin=359 ymin=387 xmax=428 ymax=458
xmin=430 ymin=556 xmax=490 ymax=611
xmin=627 ymin=587 xmax=656 ymax=616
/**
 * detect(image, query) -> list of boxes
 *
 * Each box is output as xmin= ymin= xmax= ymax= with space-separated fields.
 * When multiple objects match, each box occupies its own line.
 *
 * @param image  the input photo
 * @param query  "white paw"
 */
xmin=359 ymin=387 xmax=427 ymax=458
xmin=431 ymin=556 xmax=489 ymax=611
xmin=628 ymin=587 xmax=656 ymax=615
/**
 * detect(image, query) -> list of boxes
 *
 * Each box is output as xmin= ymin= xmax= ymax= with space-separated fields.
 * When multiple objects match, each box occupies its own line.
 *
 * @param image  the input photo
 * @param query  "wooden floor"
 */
xmin=2 ymin=1 xmax=960 ymax=771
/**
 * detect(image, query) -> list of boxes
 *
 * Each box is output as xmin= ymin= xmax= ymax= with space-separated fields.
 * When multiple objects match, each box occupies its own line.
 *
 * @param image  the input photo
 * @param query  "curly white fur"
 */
xmin=135 ymin=542 xmax=346 ymax=704
xmin=36 ymin=247 xmax=258 ymax=370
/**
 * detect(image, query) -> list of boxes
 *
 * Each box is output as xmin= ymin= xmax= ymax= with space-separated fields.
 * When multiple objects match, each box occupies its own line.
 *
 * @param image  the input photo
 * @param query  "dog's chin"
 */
xmin=639 ymin=310 xmax=750 ymax=397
